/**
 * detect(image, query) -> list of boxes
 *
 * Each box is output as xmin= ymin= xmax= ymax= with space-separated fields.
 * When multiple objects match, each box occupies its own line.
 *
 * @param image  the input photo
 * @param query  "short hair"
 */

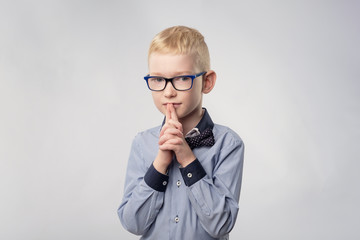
xmin=148 ymin=26 xmax=210 ymax=71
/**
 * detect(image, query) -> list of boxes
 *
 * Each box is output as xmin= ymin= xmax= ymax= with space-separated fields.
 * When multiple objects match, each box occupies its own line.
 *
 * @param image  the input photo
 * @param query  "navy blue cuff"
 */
xmin=179 ymin=159 xmax=206 ymax=187
xmin=144 ymin=163 xmax=169 ymax=192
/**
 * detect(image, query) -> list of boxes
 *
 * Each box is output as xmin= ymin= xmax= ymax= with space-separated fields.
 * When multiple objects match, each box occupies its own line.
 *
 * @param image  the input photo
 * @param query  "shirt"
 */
xmin=118 ymin=109 xmax=244 ymax=240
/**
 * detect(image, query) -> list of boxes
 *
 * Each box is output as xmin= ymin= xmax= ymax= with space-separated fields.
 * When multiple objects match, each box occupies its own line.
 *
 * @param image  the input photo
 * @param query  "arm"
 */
xmin=117 ymin=136 xmax=168 ymax=235
xmin=118 ymin=105 xmax=175 ymax=235
xmin=182 ymin=138 xmax=244 ymax=238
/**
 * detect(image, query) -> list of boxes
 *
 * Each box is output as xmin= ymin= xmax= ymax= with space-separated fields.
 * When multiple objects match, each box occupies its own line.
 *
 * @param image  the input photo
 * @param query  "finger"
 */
xmin=159 ymin=129 xmax=183 ymax=145
xmin=169 ymin=103 xmax=178 ymax=121
xmin=159 ymin=144 xmax=172 ymax=151
xmin=160 ymin=120 xmax=182 ymax=138
xmin=159 ymin=139 xmax=183 ymax=151
xmin=160 ymin=124 xmax=167 ymax=138
xmin=166 ymin=103 xmax=172 ymax=123
xmin=167 ymin=119 xmax=183 ymax=133
xmin=166 ymin=127 xmax=183 ymax=138
xmin=160 ymin=121 xmax=172 ymax=138
xmin=161 ymin=104 xmax=172 ymax=137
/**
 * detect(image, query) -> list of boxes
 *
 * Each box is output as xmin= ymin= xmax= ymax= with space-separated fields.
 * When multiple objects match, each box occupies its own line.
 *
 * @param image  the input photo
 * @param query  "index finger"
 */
xmin=169 ymin=103 xmax=178 ymax=121
xmin=165 ymin=103 xmax=172 ymax=123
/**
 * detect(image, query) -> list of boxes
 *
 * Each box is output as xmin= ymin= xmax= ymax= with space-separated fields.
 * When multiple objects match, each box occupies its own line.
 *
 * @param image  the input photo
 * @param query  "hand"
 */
xmin=158 ymin=104 xmax=196 ymax=167
xmin=153 ymin=104 xmax=176 ymax=174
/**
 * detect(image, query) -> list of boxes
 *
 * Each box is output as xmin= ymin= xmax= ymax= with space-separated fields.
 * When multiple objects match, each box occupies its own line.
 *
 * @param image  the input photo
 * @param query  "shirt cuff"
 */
xmin=179 ymin=159 xmax=206 ymax=187
xmin=144 ymin=163 xmax=169 ymax=192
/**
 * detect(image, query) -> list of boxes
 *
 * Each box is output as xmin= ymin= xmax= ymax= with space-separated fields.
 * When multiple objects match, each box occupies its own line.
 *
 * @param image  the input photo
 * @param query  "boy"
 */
xmin=118 ymin=26 xmax=244 ymax=240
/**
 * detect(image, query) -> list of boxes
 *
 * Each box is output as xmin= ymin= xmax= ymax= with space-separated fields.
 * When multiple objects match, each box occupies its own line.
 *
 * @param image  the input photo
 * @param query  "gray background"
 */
xmin=1 ymin=0 xmax=359 ymax=239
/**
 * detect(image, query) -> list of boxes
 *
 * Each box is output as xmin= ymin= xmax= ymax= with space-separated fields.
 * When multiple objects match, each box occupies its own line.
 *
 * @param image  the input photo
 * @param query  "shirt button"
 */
xmin=176 ymin=180 xmax=181 ymax=187
xmin=187 ymin=173 xmax=192 ymax=178
xmin=174 ymin=216 xmax=179 ymax=223
xmin=162 ymin=181 xmax=167 ymax=186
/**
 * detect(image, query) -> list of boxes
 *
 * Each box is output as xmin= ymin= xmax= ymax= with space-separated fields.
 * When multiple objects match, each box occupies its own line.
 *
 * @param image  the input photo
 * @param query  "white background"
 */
xmin=1 ymin=0 xmax=359 ymax=239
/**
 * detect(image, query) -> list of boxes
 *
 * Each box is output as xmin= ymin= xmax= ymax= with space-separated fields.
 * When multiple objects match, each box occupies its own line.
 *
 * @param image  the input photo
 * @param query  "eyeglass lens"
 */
xmin=148 ymin=76 xmax=193 ymax=91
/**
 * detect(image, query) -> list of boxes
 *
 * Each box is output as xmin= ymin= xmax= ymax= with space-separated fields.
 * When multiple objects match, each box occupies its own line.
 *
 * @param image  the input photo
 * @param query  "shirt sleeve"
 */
xmin=117 ymin=135 xmax=166 ymax=236
xmin=179 ymin=159 xmax=206 ymax=186
xmin=183 ymin=137 xmax=245 ymax=238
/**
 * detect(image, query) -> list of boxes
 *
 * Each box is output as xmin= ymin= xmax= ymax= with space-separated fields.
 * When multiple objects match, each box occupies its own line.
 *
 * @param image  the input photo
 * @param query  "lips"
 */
xmin=163 ymin=103 xmax=181 ymax=108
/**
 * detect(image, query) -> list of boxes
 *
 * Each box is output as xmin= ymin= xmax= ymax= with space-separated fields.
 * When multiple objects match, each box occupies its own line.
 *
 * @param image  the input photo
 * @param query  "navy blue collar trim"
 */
xmin=195 ymin=108 xmax=214 ymax=132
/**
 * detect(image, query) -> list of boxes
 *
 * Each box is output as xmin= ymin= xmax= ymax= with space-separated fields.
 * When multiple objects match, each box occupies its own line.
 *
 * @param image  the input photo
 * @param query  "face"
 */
xmin=148 ymin=53 xmax=204 ymax=122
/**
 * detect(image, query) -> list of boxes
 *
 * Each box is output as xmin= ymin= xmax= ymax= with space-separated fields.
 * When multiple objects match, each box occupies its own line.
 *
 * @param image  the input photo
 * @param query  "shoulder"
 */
xmin=133 ymin=125 xmax=161 ymax=143
xmin=129 ymin=126 xmax=161 ymax=161
xmin=213 ymin=124 xmax=244 ymax=148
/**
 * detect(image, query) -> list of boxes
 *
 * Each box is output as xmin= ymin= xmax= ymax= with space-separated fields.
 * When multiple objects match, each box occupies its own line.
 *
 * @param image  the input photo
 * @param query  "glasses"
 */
xmin=144 ymin=72 xmax=206 ymax=91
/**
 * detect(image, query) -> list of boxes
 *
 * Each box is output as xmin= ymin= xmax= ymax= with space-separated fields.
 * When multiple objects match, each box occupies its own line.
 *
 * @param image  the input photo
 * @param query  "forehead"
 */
xmin=148 ymin=53 xmax=199 ymax=76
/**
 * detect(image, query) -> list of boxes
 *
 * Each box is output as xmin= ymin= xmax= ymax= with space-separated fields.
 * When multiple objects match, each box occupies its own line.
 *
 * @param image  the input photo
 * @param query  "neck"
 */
xmin=179 ymin=108 xmax=204 ymax=135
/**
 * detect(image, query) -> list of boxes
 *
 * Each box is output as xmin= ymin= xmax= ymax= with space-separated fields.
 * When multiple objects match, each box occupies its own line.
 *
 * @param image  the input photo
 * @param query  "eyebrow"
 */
xmin=149 ymin=71 xmax=193 ymax=77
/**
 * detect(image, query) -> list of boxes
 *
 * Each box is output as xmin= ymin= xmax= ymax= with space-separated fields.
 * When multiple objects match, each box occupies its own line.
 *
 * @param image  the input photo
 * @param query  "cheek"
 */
xmin=151 ymin=95 xmax=159 ymax=106
xmin=188 ymin=82 xmax=203 ymax=101
xmin=152 ymin=93 xmax=164 ymax=113
xmin=193 ymin=78 xmax=204 ymax=93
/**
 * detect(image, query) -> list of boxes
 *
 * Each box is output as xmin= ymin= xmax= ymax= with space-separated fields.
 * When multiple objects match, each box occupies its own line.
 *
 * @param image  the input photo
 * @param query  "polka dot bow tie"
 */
xmin=185 ymin=128 xmax=215 ymax=149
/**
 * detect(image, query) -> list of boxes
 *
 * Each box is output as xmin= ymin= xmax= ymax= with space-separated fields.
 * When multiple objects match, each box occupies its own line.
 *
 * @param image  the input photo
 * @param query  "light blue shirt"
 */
xmin=118 ymin=109 xmax=244 ymax=240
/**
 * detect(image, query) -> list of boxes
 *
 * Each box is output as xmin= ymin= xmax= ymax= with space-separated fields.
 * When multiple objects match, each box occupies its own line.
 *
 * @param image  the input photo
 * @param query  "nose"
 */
xmin=163 ymin=81 xmax=177 ymax=98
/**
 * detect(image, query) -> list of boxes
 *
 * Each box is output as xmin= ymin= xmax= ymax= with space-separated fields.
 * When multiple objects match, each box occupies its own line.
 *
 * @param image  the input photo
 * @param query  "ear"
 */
xmin=202 ymin=70 xmax=216 ymax=94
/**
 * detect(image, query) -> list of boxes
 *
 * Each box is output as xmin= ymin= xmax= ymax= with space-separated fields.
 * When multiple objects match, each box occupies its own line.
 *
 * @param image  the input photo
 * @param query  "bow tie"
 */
xmin=185 ymin=128 xmax=215 ymax=149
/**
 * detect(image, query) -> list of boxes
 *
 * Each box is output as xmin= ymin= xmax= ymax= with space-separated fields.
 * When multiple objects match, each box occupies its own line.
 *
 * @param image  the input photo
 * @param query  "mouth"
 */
xmin=163 ymin=103 xmax=181 ymax=108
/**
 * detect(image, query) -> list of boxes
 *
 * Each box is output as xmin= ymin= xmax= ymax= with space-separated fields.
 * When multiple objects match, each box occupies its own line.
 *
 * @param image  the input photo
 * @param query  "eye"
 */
xmin=149 ymin=77 xmax=164 ymax=82
xmin=177 ymin=76 xmax=192 ymax=81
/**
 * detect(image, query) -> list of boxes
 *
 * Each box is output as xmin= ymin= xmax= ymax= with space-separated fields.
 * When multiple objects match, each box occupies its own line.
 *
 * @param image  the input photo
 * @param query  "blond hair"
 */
xmin=148 ymin=26 xmax=210 ymax=71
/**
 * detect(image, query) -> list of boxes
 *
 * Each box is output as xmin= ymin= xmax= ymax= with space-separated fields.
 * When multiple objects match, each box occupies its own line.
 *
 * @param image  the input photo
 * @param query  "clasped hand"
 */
xmin=153 ymin=104 xmax=196 ymax=174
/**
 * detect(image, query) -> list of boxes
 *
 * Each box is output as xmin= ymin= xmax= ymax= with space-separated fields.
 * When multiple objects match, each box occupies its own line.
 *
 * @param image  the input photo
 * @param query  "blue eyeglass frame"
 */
xmin=144 ymin=71 xmax=207 ymax=91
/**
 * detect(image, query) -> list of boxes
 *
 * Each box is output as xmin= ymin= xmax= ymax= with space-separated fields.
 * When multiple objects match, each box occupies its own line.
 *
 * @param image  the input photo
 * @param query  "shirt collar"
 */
xmin=194 ymin=108 xmax=214 ymax=132
xmin=161 ymin=108 xmax=214 ymax=133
